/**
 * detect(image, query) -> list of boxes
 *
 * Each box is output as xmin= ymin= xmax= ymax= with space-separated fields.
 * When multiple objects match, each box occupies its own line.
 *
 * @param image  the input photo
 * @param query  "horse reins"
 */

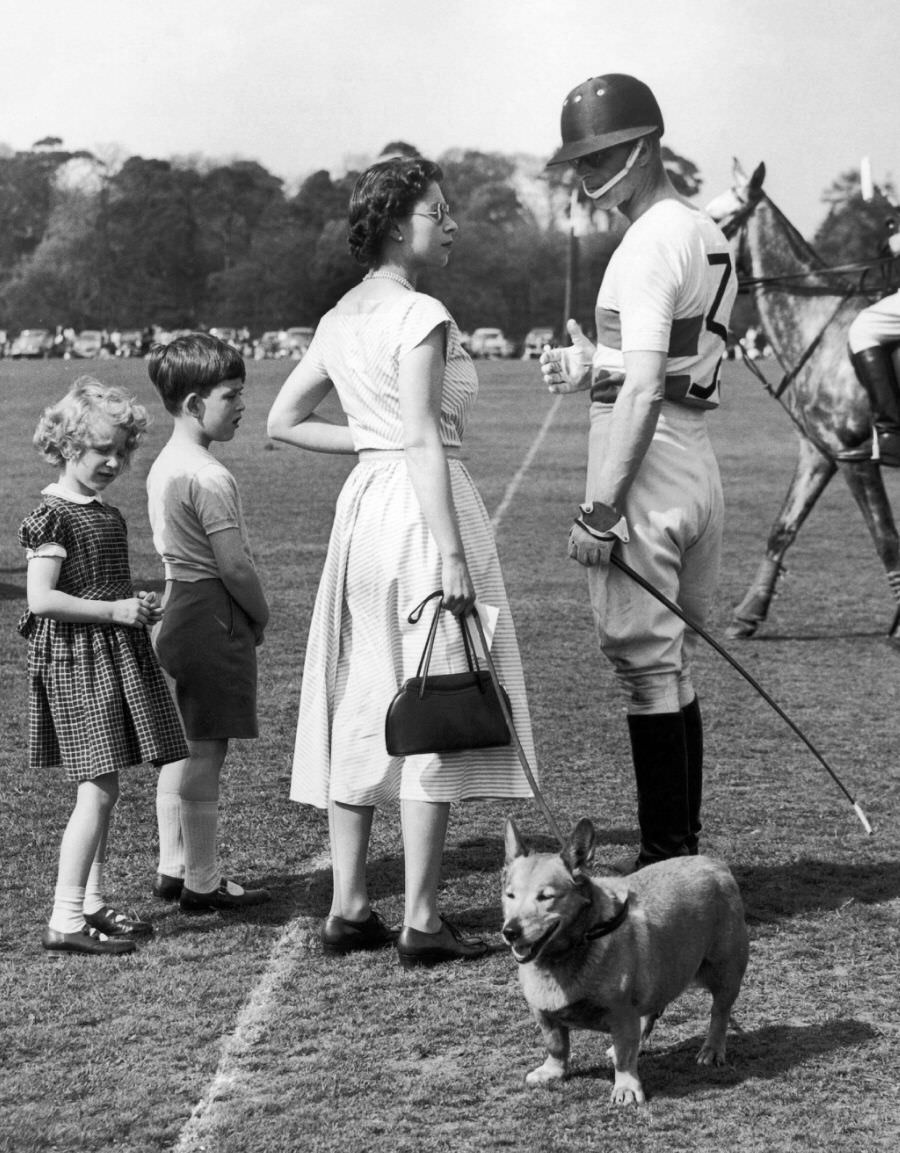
xmin=724 ymin=190 xmax=899 ymax=401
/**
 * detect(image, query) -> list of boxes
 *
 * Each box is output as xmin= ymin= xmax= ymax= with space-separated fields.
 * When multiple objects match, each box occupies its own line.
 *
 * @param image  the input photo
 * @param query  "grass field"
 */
xmin=1 ymin=356 xmax=899 ymax=1153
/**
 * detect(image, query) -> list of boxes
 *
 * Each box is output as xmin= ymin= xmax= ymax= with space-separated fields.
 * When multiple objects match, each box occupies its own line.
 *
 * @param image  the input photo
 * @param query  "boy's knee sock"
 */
xmin=181 ymin=800 xmax=220 ymax=894
xmin=156 ymin=789 xmax=185 ymax=878
xmin=82 ymin=860 xmax=106 ymax=916
xmin=50 ymin=885 xmax=87 ymax=934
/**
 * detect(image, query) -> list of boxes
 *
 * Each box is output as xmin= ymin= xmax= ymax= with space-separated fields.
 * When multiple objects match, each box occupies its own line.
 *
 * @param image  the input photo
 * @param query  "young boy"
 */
xmin=146 ymin=333 xmax=271 ymax=912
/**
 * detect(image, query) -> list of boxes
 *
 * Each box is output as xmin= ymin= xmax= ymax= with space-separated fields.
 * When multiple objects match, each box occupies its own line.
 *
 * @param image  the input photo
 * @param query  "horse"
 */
xmin=705 ymin=160 xmax=900 ymax=640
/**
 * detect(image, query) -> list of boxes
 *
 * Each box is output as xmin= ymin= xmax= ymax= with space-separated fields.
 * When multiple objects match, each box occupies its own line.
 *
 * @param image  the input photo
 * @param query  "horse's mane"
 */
xmin=762 ymin=193 xmax=826 ymax=270
xmin=756 ymin=192 xmax=862 ymax=300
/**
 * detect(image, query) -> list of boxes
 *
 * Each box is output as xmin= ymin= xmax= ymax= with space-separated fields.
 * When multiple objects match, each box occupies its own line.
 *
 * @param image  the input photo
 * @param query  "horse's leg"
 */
xmin=727 ymin=436 xmax=837 ymax=638
xmin=836 ymin=459 xmax=900 ymax=637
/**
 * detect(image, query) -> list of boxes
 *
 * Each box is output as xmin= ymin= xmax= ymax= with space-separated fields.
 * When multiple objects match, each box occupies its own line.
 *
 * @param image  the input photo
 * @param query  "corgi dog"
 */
xmin=501 ymin=818 xmax=749 ymax=1104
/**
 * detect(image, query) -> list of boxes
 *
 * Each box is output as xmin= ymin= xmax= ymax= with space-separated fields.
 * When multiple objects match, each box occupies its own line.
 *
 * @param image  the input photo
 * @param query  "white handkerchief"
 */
xmin=473 ymin=602 xmax=499 ymax=650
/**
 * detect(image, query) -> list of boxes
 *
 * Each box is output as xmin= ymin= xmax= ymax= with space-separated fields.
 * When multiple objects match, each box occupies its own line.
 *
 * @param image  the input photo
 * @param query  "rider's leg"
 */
xmin=849 ymin=294 xmax=900 ymax=467
xmin=850 ymin=345 xmax=900 ymax=466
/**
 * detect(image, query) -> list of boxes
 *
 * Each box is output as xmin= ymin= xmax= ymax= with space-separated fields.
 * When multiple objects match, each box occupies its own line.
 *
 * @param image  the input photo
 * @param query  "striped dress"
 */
xmin=290 ymin=290 xmax=536 ymax=808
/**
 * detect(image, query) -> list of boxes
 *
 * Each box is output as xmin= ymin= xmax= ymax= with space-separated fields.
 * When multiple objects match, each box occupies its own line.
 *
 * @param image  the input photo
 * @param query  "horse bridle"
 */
xmin=716 ymin=183 xmax=877 ymax=400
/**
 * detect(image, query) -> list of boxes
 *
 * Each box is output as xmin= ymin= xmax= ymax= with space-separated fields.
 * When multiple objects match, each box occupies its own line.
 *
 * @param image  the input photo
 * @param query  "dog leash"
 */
xmin=468 ymin=608 xmax=567 ymax=850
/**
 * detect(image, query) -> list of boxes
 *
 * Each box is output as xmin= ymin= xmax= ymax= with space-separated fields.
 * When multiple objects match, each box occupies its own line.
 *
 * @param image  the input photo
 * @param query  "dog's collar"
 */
xmin=584 ymin=897 xmax=629 ymax=941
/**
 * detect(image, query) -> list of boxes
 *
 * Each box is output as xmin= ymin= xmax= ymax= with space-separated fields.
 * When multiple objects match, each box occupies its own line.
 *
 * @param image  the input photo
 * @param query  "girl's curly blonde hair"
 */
xmin=33 ymin=376 xmax=149 ymax=468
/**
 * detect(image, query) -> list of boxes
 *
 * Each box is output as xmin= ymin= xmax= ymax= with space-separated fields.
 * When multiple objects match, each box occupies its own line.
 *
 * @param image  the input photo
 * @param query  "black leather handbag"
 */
xmin=385 ymin=591 xmax=511 ymax=756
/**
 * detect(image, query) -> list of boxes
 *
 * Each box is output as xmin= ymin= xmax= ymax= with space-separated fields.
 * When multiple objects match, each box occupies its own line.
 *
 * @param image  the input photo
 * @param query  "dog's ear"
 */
xmin=504 ymin=818 xmax=528 ymax=863
xmin=562 ymin=818 xmax=596 ymax=875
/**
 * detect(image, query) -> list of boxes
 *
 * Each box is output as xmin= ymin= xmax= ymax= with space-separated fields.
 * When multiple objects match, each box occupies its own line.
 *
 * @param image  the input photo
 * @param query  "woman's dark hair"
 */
xmin=348 ymin=156 xmax=443 ymax=267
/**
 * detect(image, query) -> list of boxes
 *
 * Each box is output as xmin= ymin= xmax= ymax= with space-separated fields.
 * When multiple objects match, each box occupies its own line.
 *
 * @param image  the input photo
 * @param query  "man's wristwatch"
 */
xmin=574 ymin=502 xmax=629 ymax=542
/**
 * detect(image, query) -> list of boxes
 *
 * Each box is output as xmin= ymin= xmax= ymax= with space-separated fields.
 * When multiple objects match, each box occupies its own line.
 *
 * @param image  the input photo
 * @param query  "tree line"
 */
xmin=0 ymin=138 xmax=889 ymax=343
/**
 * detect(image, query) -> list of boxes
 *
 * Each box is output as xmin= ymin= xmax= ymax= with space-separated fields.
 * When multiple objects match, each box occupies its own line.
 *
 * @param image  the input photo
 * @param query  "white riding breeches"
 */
xmin=848 ymin=290 xmax=900 ymax=353
xmin=586 ymin=402 xmax=724 ymax=715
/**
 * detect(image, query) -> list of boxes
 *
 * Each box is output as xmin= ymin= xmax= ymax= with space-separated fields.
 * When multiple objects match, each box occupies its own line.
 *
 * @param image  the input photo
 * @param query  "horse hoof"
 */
xmin=725 ymin=618 xmax=759 ymax=639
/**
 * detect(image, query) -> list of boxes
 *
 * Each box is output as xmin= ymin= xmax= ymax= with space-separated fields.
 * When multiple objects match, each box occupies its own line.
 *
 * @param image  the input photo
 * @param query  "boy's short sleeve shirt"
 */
xmin=147 ymin=442 xmax=251 ymax=581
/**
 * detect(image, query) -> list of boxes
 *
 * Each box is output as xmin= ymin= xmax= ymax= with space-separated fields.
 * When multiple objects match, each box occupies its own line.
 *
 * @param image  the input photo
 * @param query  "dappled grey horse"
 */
xmin=706 ymin=161 xmax=900 ymax=640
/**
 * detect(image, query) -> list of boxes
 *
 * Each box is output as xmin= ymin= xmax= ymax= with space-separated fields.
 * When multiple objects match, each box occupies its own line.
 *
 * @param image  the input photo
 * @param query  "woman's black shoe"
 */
xmin=396 ymin=917 xmax=488 ymax=968
xmin=321 ymin=911 xmax=398 ymax=955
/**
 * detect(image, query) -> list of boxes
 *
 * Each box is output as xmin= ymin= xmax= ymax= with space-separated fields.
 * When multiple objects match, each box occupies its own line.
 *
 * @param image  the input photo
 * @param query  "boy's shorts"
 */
xmin=153 ymin=579 xmax=258 ymax=741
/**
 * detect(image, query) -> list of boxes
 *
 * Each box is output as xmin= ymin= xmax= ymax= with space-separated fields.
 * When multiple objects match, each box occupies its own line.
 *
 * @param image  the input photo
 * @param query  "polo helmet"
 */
xmin=547 ymin=74 xmax=664 ymax=167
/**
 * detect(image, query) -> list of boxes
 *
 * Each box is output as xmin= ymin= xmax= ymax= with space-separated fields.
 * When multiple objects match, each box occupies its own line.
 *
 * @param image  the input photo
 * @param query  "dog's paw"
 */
xmin=525 ymin=1060 xmax=567 ymax=1086
xmin=610 ymin=1079 xmax=646 ymax=1106
xmin=696 ymin=1042 xmax=726 ymax=1067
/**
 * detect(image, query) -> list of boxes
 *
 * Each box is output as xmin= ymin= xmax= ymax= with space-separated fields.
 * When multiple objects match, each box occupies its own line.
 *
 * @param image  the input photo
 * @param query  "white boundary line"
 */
xmin=173 ymin=853 xmax=331 ymax=1152
xmin=174 ymin=398 xmax=562 ymax=1148
xmin=490 ymin=395 xmax=562 ymax=531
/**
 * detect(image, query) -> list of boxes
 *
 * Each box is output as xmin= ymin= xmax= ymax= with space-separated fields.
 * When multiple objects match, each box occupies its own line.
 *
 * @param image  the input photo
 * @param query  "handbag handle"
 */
xmin=407 ymin=590 xmax=484 ymax=699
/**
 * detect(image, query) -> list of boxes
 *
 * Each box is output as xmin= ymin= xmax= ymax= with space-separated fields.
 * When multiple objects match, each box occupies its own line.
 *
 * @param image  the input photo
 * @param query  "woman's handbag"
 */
xmin=385 ymin=591 xmax=512 ymax=756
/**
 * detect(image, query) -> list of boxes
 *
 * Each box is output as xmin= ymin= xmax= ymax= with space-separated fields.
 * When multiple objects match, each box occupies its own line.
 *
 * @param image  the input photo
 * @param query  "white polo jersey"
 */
xmin=590 ymin=199 xmax=737 ymax=409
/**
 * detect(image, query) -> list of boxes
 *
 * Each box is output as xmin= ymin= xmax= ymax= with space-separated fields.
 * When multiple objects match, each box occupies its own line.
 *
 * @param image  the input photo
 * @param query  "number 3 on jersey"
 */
xmin=687 ymin=252 xmax=734 ymax=402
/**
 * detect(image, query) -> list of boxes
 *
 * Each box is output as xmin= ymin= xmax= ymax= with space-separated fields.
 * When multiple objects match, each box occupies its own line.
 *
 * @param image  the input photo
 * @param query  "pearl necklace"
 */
xmin=364 ymin=270 xmax=415 ymax=291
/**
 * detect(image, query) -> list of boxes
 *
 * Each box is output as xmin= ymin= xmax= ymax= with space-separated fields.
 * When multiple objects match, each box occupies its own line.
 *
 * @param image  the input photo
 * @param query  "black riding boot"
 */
xmin=682 ymin=697 xmax=703 ymax=855
xmin=627 ymin=712 xmax=692 ymax=868
xmin=850 ymin=346 xmax=900 ymax=466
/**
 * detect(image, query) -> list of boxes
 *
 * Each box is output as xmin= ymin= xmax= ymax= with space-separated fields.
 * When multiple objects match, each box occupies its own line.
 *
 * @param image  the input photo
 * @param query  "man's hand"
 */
xmin=567 ymin=502 xmax=629 ymax=567
xmin=540 ymin=319 xmax=596 ymax=394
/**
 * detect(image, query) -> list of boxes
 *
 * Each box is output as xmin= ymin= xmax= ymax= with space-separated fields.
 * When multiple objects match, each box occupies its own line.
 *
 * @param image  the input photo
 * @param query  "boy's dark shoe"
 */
xmin=152 ymin=873 xmax=184 ymax=901
xmin=180 ymin=878 xmax=271 ymax=913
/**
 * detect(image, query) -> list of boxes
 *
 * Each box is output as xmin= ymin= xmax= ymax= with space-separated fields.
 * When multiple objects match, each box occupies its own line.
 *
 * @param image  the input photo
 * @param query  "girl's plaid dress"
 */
xmin=18 ymin=493 xmax=188 ymax=782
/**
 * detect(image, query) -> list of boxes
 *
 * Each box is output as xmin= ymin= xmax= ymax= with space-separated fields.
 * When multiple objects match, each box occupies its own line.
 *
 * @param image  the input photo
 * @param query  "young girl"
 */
xmin=19 ymin=377 xmax=188 ymax=956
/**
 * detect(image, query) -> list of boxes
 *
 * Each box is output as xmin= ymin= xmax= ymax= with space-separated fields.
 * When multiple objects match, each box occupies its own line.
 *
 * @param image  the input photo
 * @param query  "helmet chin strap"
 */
xmin=582 ymin=139 xmax=643 ymax=200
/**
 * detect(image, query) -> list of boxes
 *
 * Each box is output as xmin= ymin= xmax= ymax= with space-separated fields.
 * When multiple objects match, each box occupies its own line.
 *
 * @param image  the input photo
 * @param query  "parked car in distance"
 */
xmin=10 ymin=328 xmax=55 ymax=358
xmin=209 ymin=326 xmax=240 ymax=348
xmin=521 ymin=327 xmax=555 ymax=359
xmin=254 ymin=331 xmax=282 ymax=359
xmin=71 ymin=329 xmax=104 ymax=358
xmin=284 ymin=326 xmax=315 ymax=358
xmin=468 ymin=327 xmax=515 ymax=358
xmin=116 ymin=330 xmax=144 ymax=357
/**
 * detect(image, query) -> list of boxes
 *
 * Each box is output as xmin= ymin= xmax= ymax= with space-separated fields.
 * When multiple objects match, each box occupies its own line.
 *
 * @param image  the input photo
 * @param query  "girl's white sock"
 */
xmin=181 ymin=800 xmax=219 ymax=894
xmin=82 ymin=860 xmax=106 ymax=916
xmin=156 ymin=790 xmax=184 ymax=878
xmin=49 ymin=885 xmax=87 ymax=934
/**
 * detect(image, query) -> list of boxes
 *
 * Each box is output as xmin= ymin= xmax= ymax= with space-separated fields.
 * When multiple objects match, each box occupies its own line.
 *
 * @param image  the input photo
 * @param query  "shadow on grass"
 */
xmin=734 ymin=859 xmax=900 ymax=922
xmin=572 ymin=1017 xmax=879 ymax=1099
xmin=194 ymin=829 xmax=643 ymax=935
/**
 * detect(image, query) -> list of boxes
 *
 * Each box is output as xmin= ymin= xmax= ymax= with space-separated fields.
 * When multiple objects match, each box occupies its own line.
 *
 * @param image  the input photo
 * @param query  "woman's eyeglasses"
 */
xmin=411 ymin=201 xmax=452 ymax=224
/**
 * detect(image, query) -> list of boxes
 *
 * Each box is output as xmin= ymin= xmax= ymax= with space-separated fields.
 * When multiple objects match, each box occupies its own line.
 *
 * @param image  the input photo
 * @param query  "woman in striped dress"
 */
xmin=267 ymin=157 xmax=536 ymax=967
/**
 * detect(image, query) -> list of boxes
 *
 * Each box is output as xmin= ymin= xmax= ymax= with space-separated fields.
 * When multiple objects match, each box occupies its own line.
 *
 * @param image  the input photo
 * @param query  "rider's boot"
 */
xmin=850 ymin=345 xmax=900 ymax=466
xmin=682 ymin=696 xmax=703 ymax=855
xmin=627 ymin=712 xmax=692 ymax=868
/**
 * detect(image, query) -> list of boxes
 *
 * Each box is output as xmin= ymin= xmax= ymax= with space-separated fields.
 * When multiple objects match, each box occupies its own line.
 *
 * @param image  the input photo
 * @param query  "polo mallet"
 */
xmin=607 ymin=551 xmax=873 ymax=835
